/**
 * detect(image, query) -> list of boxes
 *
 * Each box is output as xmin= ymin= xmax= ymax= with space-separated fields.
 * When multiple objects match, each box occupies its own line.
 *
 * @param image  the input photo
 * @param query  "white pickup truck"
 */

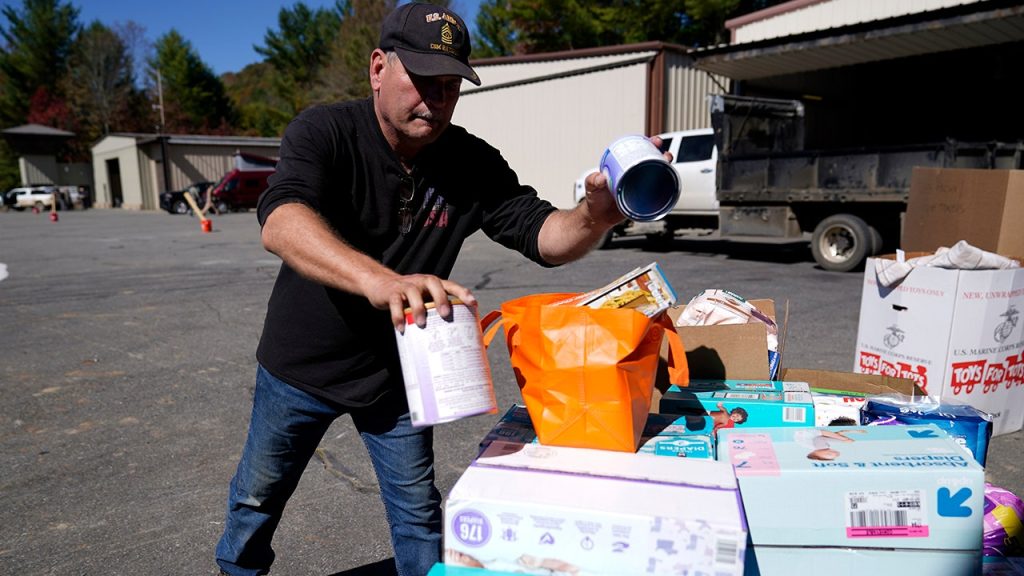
xmin=574 ymin=129 xmax=719 ymax=245
xmin=6 ymin=186 xmax=57 ymax=210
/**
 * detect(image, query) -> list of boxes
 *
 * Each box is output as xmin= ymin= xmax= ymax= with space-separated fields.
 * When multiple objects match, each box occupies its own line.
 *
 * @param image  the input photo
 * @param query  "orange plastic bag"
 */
xmin=481 ymin=293 xmax=688 ymax=452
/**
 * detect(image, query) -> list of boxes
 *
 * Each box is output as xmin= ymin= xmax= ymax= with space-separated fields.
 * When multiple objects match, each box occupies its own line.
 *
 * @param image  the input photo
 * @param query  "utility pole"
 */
xmin=153 ymin=69 xmax=171 ymax=197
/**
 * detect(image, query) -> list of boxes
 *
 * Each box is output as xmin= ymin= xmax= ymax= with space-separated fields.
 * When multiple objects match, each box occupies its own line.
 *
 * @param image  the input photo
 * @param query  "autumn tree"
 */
xmin=148 ymin=30 xmax=235 ymax=133
xmin=0 ymin=0 xmax=80 ymax=191
xmin=0 ymin=0 xmax=79 ymax=125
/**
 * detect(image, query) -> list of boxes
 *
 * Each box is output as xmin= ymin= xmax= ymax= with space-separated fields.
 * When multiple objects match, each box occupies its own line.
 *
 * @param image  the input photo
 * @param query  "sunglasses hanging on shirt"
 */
xmin=398 ymin=179 xmax=415 ymax=235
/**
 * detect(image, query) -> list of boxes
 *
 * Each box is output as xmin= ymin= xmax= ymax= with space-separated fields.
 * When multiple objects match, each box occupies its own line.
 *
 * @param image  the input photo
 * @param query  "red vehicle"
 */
xmin=209 ymin=152 xmax=277 ymax=213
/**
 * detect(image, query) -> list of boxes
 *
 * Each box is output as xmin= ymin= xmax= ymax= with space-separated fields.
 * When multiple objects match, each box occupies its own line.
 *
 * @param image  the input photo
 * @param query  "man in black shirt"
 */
xmin=215 ymin=3 xmax=651 ymax=575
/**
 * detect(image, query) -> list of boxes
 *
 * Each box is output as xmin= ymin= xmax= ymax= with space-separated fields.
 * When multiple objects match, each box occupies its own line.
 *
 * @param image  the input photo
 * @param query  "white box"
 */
xmin=444 ymin=441 xmax=747 ymax=576
xmin=718 ymin=425 xmax=984 ymax=576
xmin=854 ymin=257 xmax=1024 ymax=435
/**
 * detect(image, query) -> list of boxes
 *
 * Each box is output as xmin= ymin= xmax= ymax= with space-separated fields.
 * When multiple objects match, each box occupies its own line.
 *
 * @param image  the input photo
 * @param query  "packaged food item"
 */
xmin=676 ymin=289 xmax=780 ymax=378
xmin=558 ymin=262 xmax=677 ymax=318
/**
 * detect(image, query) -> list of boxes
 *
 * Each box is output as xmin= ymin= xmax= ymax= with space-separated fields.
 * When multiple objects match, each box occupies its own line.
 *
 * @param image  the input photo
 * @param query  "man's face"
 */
xmin=372 ymin=50 xmax=462 ymax=149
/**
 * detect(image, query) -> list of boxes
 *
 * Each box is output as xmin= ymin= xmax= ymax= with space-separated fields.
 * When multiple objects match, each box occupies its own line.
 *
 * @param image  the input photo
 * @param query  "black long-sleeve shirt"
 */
xmin=256 ymin=98 xmax=557 ymax=406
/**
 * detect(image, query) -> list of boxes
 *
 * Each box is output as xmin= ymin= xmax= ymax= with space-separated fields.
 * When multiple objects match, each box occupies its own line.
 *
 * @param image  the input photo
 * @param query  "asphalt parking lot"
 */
xmin=1 ymin=209 xmax=1020 ymax=575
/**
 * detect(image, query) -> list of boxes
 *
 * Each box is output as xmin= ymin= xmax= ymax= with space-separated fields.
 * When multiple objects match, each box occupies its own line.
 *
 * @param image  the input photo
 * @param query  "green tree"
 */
xmin=0 ymin=0 xmax=80 ymax=126
xmin=472 ymin=0 xmax=513 ymax=58
xmin=313 ymin=0 xmax=393 ymax=103
xmin=472 ymin=0 xmax=782 ymax=56
xmin=148 ymin=29 xmax=235 ymax=133
xmin=222 ymin=61 xmax=292 ymax=136
xmin=256 ymin=1 xmax=341 ymax=114
xmin=64 ymin=21 xmax=139 ymax=139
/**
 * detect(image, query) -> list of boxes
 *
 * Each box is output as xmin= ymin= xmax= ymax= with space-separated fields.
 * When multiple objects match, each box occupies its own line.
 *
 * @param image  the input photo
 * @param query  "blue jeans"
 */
xmin=215 ymin=365 xmax=442 ymax=576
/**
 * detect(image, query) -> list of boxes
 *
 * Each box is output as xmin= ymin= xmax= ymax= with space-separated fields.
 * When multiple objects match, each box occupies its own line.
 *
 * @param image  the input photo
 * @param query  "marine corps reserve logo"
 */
xmin=441 ymin=22 xmax=453 ymax=45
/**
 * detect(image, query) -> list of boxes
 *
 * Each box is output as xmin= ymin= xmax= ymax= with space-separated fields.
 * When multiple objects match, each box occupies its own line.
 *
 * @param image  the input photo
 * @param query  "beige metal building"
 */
xmin=90 ymin=133 xmax=280 ymax=210
xmin=456 ymin=42 xmax=730 ymax=208
xmin=1 ymin=123 xmax=92 ymax=189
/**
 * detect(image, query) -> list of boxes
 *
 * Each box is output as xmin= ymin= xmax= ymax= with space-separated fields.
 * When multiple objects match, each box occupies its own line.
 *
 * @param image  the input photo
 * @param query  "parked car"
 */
xmin=159 ymin=181 xmax=215 ymax=215
xmin=208 ymin=167 xmax=274 ymax=213
xmin=4 ymin=185 xmax=57 ymax=211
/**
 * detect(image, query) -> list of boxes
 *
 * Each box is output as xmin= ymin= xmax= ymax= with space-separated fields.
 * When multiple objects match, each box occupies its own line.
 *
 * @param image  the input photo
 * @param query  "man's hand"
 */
xmin=262 ymin=203 xmax=477 ymax=332
xmin=580 ymin=135 xmax=672 ymax=227
xmin=364 ymin=272 xmax=477 ymax=332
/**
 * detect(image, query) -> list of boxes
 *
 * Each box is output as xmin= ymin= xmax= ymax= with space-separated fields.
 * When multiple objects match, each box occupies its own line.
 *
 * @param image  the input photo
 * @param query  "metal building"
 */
xmin=90 ymin=133 xmax=280 ymax=210
xmin=457 ymin=43 xmax=730 ymax=208
xmin=692 ymin=0 xmax=1024 ymax=151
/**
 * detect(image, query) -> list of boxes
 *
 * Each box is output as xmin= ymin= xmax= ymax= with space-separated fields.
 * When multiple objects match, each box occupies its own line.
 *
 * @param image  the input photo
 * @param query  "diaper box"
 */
xmin=638 ymin=412 xmax=717 ymax=459
xmin=481 ymin=405 xmax=715 ymax=458
xmin=659 ymin=380 xmax=814 ymax=431
xmin=444 ymin=441 xmax=748 ymax=576
xmin=428 ymin=564 xmax=520 ymax=576
xmin=718 ymin=424 xmax=984 ymax=576
xmin=479 ymin=404 xmax=537 ymax=448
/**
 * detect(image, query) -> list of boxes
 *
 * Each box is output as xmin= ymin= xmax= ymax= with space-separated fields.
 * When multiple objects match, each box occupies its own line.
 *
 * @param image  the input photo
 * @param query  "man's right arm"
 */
xmin=261 ymin=202 xmax=476 ymax=331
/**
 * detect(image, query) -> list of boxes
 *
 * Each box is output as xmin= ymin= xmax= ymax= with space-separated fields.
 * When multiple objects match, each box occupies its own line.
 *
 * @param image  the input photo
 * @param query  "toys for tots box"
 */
xmin=854 ymin=256 xmax=1024 ymax=435
xmin=444 ymin=441 xmax=748 ymax=576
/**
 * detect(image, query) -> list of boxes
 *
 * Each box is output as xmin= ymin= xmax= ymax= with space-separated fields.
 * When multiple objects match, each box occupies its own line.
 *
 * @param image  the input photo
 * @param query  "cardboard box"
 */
xmin=854 ymin=256 xmax=1024 ymax=435
xmin=903 ymin=167 xmax=1024 ymax=256
xmin=779 ymin=368 xmax=923 ymax=426
xmin=780 ymin=368 xmax=921 ymax=397
xmin=663 ymin=298 xmax=787 ymax=381
xmin=428 ymin=565 xmax=519 ymax=576
xmin=444 ymin=441 xmax=748 ymax=576
xmin=659 ymin=381 xmax=815 ymax=431
xmin=718 ymin=425 xmax=984 ymax=576
xmin=481 ymin=405 xmax=715 ymax=459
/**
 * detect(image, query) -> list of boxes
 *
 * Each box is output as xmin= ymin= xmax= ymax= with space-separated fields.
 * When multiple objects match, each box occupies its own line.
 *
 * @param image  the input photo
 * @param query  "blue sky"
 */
xmin=76 ymin=0 xmax=484 ymax=76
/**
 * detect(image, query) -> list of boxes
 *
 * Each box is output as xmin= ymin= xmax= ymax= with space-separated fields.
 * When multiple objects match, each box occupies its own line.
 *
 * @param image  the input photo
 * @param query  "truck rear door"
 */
xmin=673 ymin=133 xmax=718 ymax=213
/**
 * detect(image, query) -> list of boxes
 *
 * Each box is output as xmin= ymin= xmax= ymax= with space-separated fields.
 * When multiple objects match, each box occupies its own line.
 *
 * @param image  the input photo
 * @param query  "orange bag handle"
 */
xmin=658 ymin=313 xmax=690 ymax=386
xmin=479 ymin=309 xmax=506 ymax=348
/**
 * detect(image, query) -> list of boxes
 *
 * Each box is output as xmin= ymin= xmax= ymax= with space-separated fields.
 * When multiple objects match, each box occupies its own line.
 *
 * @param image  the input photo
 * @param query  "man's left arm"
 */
xmin=536 ymin=171 xmax=623 ymax=265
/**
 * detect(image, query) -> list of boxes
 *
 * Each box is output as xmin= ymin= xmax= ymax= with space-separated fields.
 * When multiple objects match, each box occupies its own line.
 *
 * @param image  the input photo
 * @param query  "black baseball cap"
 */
xmin=379 ymin=2 xmax=481 ymax=86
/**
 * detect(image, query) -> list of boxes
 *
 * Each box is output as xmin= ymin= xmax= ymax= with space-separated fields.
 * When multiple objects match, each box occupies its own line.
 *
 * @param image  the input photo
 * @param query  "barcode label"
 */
xmin=783 ymin=381 xmax=810 ymax=392
xmin=846 ymin=490 xmax=928 ymax=538
xmin=850 ymin=509 xmax=911 ymax=527
xmin=785 ymin=392 xmax=812 ymax=403
xmin=783 ymin=406 xmax=806 ymax=422
xmin=723 ymin=392 xmax=759 ymax=400
xmin=714 ymin=537 xmax=738 ymax=565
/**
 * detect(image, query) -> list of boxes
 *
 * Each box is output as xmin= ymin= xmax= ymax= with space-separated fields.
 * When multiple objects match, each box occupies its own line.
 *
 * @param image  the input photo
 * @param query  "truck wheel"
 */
xmin=811 ymin=214 xmax=880 ymax=272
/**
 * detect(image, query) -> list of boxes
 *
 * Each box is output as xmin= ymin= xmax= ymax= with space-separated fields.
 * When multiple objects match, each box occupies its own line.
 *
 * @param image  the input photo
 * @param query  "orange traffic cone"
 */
xmin=50 ymin=200 xmax=58 ymax=222
xmin=201 ymin=218 xmax=212 ymax=233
